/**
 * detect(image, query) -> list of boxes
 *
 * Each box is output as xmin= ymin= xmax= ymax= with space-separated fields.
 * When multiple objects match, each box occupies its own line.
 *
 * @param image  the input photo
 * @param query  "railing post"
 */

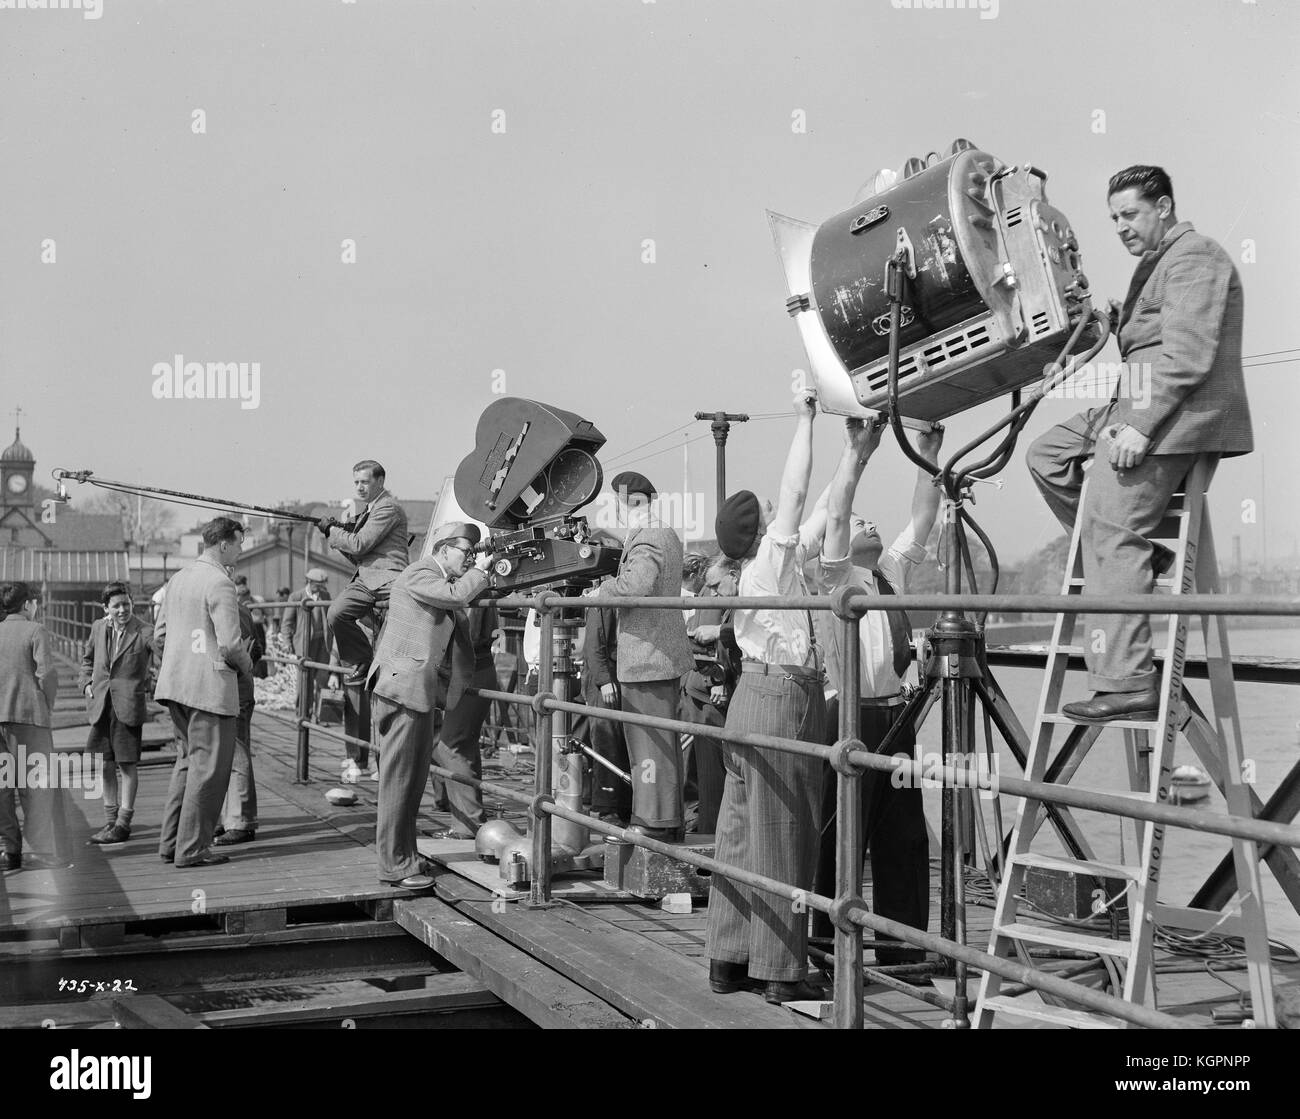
xmin=530 ymin=605 xmax=555 ymax=904
xmin=833 ymin=605 xmax=864 ymax=1029
xmin=296 ymin=646 xmax=314 ymax=784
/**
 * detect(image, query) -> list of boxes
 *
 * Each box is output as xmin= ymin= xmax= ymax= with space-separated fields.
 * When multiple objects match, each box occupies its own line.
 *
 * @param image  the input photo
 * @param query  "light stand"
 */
xmin=849 ymin=246 xmax=1109 ymax=1026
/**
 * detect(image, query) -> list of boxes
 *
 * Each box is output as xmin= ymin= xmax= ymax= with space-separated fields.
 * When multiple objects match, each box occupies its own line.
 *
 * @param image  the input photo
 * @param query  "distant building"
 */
xmin=0 ymin=421 xmax=133 ymax=657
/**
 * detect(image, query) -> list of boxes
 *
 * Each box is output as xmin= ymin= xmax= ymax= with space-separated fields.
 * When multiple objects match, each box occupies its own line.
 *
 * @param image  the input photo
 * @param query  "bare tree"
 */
xmin=81 ymin=491 xmax=177 ymax=544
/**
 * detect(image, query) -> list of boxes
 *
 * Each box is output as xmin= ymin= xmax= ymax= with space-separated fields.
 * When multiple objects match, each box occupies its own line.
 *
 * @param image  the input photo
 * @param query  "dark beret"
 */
xmin=716 ymin=490 xmax=762 ymax=560
xmin=610 ymin=471 xmax=656 ymax=500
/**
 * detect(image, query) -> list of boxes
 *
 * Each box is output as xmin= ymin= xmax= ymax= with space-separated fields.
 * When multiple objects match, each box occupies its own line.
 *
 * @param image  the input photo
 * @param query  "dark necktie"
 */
xmin=873 ymin=572 xmax=912 ymax=678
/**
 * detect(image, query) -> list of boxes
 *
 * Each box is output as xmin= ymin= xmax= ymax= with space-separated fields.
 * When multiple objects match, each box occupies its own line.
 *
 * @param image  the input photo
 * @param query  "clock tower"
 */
xmin=1 ymin=416 xmax=36 ymax=512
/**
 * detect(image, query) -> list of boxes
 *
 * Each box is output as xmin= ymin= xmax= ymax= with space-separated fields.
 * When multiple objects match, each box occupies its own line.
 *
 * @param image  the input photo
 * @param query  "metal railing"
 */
xmin=241 ymin=589 xmax=1300 ymax=1029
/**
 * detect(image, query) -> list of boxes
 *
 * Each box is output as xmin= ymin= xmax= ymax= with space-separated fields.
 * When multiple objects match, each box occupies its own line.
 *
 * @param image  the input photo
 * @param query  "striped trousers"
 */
xmin=705 ymin=672 xmax=827 ymax=982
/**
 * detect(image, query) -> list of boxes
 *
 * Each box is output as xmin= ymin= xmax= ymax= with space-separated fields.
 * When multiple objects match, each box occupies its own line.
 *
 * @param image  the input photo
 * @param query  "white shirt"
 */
xmin=816 ymin=523 xmax=927 ymax=700
xmin=732 ymin=527 xmax=819 ymax=667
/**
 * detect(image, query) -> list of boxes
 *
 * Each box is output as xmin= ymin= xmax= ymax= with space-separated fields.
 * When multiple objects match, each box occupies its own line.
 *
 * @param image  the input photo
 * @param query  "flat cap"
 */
xmin=716 ymin=490 xmax=762 ymax=560
xmin=305 ymin=567 xmax=327 ymax=582
xmin=610 ymin=471 xmax=656 ymax=500
xmin=430 ymin=521 xmax=482 ymax=549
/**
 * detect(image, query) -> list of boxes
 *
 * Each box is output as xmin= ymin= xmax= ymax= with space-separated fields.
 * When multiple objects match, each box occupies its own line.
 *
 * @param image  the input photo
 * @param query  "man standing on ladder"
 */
xmin=1026 ymin=165 xmax=1253 ymax=723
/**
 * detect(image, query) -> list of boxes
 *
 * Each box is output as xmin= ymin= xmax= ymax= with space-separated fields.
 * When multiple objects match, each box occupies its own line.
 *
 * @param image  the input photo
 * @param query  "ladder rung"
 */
xmin=979 ymin=995 xmax=1123 ymax=1029
xmin=1013 ymin=852 xmax=1142 ymax=882
xmin=1041 ymin=713 xmax=1160 ymax=730
xmin=993 ymin=921 xmax=1132 ymax=957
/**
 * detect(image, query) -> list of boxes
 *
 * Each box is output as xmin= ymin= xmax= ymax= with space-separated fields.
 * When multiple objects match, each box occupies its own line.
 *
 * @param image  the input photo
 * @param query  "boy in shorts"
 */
xmin=80 ymin=582 xmax=155 ymax=845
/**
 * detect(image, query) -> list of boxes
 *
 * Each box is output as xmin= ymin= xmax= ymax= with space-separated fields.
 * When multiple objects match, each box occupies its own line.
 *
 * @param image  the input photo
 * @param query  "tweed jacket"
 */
xmin=79 ymin=614 xmax=154 ymax=727
xmin=1111 ymin=222 xmax=1253 ymax=457
xmin=600 ymin=520 xmax=694 ymax=684
xmin=281 ymin=586 xmax=330 ymax=658
xmin=326 ymin=490 xmax=410 ymax=590
xmin=0 ymin=614 xmax=59 ymax=727
xmin=154 ymin=553 xmax=254 ymax=717
xmin=366 ymin=557 xmax=490 ymax=713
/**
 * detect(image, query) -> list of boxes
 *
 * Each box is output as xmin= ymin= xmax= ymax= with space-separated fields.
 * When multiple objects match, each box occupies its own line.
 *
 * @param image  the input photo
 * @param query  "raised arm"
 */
xmin=907 ymin=426 xmax=945 ymax=547
xmin=770 ymin=392 xmax=817 ymax=538
xmin=403 ymin=563 xmax=490 ymax=609
xmin=824 ymin=418 xmax=884 ymax=559
xmin=327 ymin=498 xmax=403 ymax=559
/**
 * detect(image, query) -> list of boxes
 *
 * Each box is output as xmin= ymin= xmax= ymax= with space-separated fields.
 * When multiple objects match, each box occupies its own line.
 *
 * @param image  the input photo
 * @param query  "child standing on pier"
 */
xmin=81 ymin=582 xmax=155 ymax=846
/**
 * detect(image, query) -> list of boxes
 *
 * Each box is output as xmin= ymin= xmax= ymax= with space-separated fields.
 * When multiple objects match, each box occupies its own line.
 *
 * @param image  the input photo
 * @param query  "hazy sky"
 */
xmin=2 ymin=0 xmax=1296 ymax=565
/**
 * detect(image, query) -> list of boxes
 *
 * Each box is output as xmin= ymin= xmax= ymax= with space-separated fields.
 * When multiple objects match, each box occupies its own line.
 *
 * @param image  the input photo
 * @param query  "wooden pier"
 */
xmin=2 ymin=683 xmax=1297 ymax=1029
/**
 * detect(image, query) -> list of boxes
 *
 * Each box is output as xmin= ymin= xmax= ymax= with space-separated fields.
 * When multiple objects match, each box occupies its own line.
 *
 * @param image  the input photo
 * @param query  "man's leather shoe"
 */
xmin=343 ymin=665 xmax=371 ymax=687
xmin=1061 ymin=689 xmax=1159 ymax=724
xmin=159 ymin=850 xmax=175 ymax=862
xmin=709 ymin=960 xmax=760 ymax=995
xmin=386 ymin=873 xmax=435 ymax=891
xmin=214 ymin=829 xmax=255 ymax=846
xmin=174 ymin=853 xmax=230 ymax=868
xmin=0 ymin=852 xmax=20 ymax=871
xmin=91 ymin=824 xmax=130 ymax=846
xmin=214 ymin=825 xmax=225 ymax=837
xmin=763 ymin=979 xmax=826 ymax=1006
xmin=627 ymin=824 xmax=685 ymax=843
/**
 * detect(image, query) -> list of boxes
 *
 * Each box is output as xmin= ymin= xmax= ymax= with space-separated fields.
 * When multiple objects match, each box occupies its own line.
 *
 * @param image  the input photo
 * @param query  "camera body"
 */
xmin=454 ymin=398 xmax=622 ymax=595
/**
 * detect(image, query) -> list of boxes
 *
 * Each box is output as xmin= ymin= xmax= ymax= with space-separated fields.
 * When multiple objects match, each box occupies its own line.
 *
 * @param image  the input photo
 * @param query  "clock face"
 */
xmin=6 ymin=474 xmax=28 ymax=494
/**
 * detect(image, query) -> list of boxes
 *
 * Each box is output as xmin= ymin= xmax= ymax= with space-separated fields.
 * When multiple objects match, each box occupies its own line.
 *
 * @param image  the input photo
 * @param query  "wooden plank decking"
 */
xmin=1 ymin=690 xmax=1296 ymax=1029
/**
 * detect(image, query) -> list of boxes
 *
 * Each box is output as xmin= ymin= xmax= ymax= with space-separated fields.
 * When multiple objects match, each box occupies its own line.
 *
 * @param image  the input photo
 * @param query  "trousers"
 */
xmin=222 ymin=701 xmax=258 ymax=831
xmin=619 ymin=679 xmax=684 ymax=830
xmin=159 ymin=703 xmax=236 ymax=865
xmin=0 ymin=723 xmax=68 ymax=859
xmin=373 ymin=694 xmax=436 ymax=882
xmin=1027 ymin=406 xmax=1197 ymax=692
xmin=810 ymin=698 xmax=928 ymax=960
xmin=706 ymin=672 xmax=826 ymax=982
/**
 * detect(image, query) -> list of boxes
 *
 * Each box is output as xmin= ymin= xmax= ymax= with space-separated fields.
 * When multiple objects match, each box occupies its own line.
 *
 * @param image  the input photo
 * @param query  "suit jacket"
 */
xmin=580 ymin=601 xmax=618 ymax=703
xmin=281 ymin=587 xmax=329 ymax=658
xmin=0 ymin=614 xmax=59 ymax=727
xmin=236 ymin=601 xmax=263 ymax=708
xmin=601 ymin=521 xmax=694 ymax=684
xmin=79 ymin=614 xmax=154 ymax=727
xmin=326 ymin=490 xmax=410 ymax=590
xmin=367 ymin=557 xmax=490 ymax=713
xmin=154 ymin=553 xmax=255 ymax=717
xmin=1112 ymin=222 xmax=1253 ymax=457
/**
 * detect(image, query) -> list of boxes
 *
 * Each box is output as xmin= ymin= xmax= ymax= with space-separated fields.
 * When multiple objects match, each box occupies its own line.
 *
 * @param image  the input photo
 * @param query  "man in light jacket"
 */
xmin=595 ymin=472 xmax=695 ymax=842
xmin=154 ymin=517 xmax=253 ymax=867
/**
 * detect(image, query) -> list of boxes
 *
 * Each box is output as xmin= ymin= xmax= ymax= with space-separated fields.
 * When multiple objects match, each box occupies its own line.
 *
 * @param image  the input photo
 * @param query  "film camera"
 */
xmin=453 ymin=398 xmax=622 ymax=595
xmin=769 ymin=139 xmax=1099 ymax=421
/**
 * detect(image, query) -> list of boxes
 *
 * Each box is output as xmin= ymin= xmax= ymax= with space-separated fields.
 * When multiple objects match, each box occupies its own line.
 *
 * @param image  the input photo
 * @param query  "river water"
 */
xmin=912 ymin=626 xmax=1300 ymax=950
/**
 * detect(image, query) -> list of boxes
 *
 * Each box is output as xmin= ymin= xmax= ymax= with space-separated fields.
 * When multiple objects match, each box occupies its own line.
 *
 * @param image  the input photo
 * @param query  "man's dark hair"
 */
xmin=0 ymin=581 xmax=35 ymax=615
xmin=352 ymin=459 xmax=386 ymax=482
xmin=276 ymin=586 xmax=291 ymax=598
xmin=1107 ymin=165 xmax=1174 ymax=208
xmin=233 ymin=574 xmax=248 ymax=586
xmin=101 ymin=581 xmax=131 ymax=606
xmin=201 ymin=516 xmax=245 ymax=548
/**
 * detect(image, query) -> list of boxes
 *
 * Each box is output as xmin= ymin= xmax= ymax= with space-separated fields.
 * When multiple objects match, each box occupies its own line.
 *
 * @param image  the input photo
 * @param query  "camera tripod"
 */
xmin=845 ymin=249 xmax=1110 ymax=1026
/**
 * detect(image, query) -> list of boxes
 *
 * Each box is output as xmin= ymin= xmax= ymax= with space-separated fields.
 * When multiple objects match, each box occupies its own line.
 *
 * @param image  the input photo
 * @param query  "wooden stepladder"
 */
xmin=975 ymin=455 xmax=1276 ymax=1028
